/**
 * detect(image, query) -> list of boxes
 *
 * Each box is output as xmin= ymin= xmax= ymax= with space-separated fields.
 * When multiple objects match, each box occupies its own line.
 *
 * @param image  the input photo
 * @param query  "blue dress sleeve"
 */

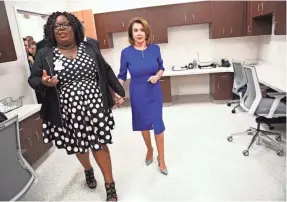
xmin=118 ymin=49 xmax=128 ymax=81
xmin=156 ymin=45 xmax=165 ymax=71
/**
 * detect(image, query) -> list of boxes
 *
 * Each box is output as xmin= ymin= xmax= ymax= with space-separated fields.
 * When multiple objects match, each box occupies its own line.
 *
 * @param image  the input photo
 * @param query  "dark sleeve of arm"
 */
xmin=117 ymin=49 xmax=128 ymax=81
xmin=95 ymin=41 xmax=125 ymax=98
xmin=27 ymin=50 xmax=47 ymax=96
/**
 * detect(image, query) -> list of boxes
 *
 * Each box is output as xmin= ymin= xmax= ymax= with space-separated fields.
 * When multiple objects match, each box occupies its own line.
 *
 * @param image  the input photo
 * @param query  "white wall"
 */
xmin=0 ymin=0 xmax=67 ymax=104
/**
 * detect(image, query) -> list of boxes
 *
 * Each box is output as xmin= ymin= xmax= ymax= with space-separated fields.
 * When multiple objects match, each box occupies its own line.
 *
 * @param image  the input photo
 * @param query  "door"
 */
xmin=146 ymin=6 xmax=168 ymax=44
xmin=82 ymin=10 xmax=97 ymax=39
xmin=227 ymin=1 xmax=245 ymax=37
xmin=166 ymin=3 xmax=190 ymax=27
xmin=190 ymin=1 xmax=211 ymax=24
xmin=210 ymin=1 xmax=227 ymax=39
xmin=94 ymin=13 xmax=113 ymax=49
xmin=105 ymin=11 xmax=129 ymax=33
xmin=274 ymin=1 xmax=286 ymax=35
xmin=0 ymin=1 xmax=17 ymax=63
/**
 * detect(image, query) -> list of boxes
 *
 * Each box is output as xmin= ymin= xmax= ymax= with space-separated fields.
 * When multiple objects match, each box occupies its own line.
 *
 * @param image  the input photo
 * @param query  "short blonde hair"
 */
xmin=128 ymin=17 xmax=152 ymax=45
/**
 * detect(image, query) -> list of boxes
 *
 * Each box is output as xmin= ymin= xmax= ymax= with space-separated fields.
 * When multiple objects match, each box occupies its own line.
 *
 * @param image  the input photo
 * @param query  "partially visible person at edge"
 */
xmin=28 ymin=11 xmax=125 ymax=201
xmin=117 ymin=17 xmax=168 ymax=175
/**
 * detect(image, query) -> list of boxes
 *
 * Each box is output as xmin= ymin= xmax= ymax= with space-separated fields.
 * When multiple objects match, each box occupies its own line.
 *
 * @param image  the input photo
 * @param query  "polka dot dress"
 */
xmin=42 ymin=43 xmax=115 ymax=155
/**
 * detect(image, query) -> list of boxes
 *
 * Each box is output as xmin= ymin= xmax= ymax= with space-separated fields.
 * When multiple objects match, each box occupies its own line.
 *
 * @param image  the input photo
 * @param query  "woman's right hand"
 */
xmin=41 ymin=70 xmax=59 ymax=87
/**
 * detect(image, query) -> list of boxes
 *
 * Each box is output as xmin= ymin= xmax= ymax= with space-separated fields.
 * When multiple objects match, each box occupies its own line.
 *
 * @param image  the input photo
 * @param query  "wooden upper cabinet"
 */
xmin=226 ymin=1 xmax=245 ymax=37
xmin=72 ymin=9 xmax=97 ymax=39
xmin=0 ymin=1 xmax=17 ymax=63
xmin=274 ymin=1 xmax=286 ymax=35
xmin=105 ymin=8 xmax=147 ymax=33
xmin=94 ymin=13 xmax=113 ymax=49
xmin=166 ymin=1 xmax=211 ymax=27
xmin=210 ymin=1 xmax=245 ymax=39
xmin=166 ymin=3 xmax=191 ymax=26
xmin=189 ymin=1 xmax=211 ymax=24
xmin=251 ymin=1 xmax=276 ymax=17
xmin=146 ymin=6 xmax=168 ymax=44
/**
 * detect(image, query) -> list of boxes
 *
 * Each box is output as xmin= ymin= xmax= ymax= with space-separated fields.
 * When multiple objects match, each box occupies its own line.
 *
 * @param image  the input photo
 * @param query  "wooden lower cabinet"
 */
xmin=159 ymin=76 xmax=172 ymax=104
xmin=19 ymin=112 xmax=52 ymax=166
xmin=209 ymin=72 xmax=234 ymax=100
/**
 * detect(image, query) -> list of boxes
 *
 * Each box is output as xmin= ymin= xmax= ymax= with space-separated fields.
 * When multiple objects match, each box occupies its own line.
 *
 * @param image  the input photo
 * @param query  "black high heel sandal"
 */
xmin=84 ymin=168 xmax=97 ymax=189
xmin=105 ymin=182 xmax=118 ymax=201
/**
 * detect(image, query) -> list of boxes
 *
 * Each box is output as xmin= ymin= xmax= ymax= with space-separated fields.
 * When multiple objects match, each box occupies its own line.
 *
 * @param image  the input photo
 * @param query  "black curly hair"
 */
xmin=43 ymin=11 xmax=84 ymax=47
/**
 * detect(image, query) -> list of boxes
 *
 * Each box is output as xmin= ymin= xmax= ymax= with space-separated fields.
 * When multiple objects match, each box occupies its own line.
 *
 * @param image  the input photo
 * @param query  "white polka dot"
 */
xmin=100 ymin=131 xmax=104 ymax=135
xmin=74 ymin=123 xmax=79 ymax=128
xmin=71 ymin=139 xmax=75 ymax=144
xmin=92 ymin=109 xmax=97 ymax=114
xmin=106 ymin=135 xmax=111 ymax=140
xmin=80 ymin=125 xmax=84 ymax=130
xmin=96 ymin=104 xmax=99 ymax=108
xmin=99 ymin=113 xmax=104 ymax=118
xmin=105 ymin=126 xmax=110 ymax=131
xmin=67 ymin=146 xmax=72 ymax=151
xmin=77 ymin=116 xmax=82 ymax=121
xmin=94 ymin=144 xmax=99 ymax=149
xmin=91 ymin=135 xmax=95 ymax=140
xmin=73 ymin=102 xmax=77 ymax=106
xmin=109 ymin=121 xmax=113 ymax=125
xmin=98 ymin=98 xmax=102 ymax=103
xmin=77 ymin=132 xmax=82 ymax=137
xmin=54 ymin=132 xmax=59 ymax=137
xmin=99 ymin=122 xmax=104 ymax=127
xmin=44 ymin=138 xmax=49 ymax=143
xmin=57 ymin=140 xmax=62 ymax=145
xmin=43 ymin=124 xmax=47 ymax=129
xmin=72 ymin=108 xmax=76 ymax=113
xmin=74 ymin=147 xmax=78 ymax=152
xmin=93 ymin=118 xmax=98 ymax=123
xmin=65 ymin=138 xmax=69 ymax=142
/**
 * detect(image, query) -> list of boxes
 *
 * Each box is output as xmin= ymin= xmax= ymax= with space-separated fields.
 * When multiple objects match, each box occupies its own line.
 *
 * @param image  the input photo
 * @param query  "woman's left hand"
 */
xmin=147 ymin=75 xmax=160 ymax=84
xmin=114 ymin=93 xmax=124 ymax=107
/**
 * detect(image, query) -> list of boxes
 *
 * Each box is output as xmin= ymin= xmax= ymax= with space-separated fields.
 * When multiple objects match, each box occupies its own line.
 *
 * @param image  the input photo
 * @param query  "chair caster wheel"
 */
xmin=227 ymin=136 xmax=233 ymax=142
xmin=269 ymin=126 xmax=274 ymax=130
xmin=243 ymin=150 xmax=249 ymax=156
xmin=227 ymin=103 xmax=231 ymax=107
xmin=275 ymin=135 xmax=282 ymax=142
xmin=277 ymin=150 xmax=284 ymax=156
xmin=231 ymin=110 xmax=236 ymax=114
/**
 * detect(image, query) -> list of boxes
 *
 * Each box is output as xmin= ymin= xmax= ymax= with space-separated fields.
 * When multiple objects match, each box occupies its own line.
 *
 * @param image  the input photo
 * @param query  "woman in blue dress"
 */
xmin=118 ymin=17 xmax=168 ymax=175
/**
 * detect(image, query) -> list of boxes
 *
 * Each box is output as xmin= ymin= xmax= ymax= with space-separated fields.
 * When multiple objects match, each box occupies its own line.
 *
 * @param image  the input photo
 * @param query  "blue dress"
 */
xmin=118 ymin=44 xmax=165 ymax=135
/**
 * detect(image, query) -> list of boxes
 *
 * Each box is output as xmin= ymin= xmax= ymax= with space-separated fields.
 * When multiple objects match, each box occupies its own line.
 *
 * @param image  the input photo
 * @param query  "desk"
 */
xmin=124 ymin=67 xmax=234 ymax=104
xmin=256 ymin=64 xmax=286 ymax=92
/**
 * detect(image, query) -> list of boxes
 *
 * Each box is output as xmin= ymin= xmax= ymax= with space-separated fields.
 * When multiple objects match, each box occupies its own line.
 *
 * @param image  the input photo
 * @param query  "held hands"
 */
xmin=41 ymin=70 xmax=59 ymax=87
xmin=147 ymin=74 xmax=160 ymax=84
xmin=114 ymin=93 xmax=124 ymax=108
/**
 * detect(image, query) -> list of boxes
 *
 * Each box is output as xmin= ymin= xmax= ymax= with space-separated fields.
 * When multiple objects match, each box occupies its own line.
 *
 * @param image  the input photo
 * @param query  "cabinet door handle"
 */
xmin=258 ymin=4 xmax=261 ymax=11
xmin=36 ymin=117 xmax=40 ymax=120
xmin=222 ymin=28 xmax=225 ymax=34
xmin=184 ymin=12 xmax=187 ymax=21
xmin=122 ymin=22 xmax=124 ymax=27
xmin=221 ymin=75 xmax=227 ymax=78
xmin=0 ymin=52 xmax=1 ymax=57
xmin=104 ymin=40 xmax=106 ymax=46
xmin=261 ymin=2 xmax=264 ymax=10
xmin=248 ymin=26 xmax=251 ymax=32
xmin=192 ymin=13 xmax=195 ymax=21
xmin=19 ymin=128 xmax=23 ymax=131
xmin=28 ymin=137 xmax=32 ymax=146
xmin=230 ymin=28 xmax=233 ymax=33
xmin=159 ymin=79 xmax=164 ymax=82
xmin=35 ymin=132 xmax=39 ymax=140
xmin=153 ymin=35 xmax=154 ymax=41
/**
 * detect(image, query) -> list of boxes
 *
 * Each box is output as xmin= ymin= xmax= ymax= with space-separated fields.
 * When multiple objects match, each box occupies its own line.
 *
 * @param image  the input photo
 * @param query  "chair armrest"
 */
xmin=267 ymin=92 xmax=286 ymax=99
xmin=266 ymin=92 xmax=286 ymax=118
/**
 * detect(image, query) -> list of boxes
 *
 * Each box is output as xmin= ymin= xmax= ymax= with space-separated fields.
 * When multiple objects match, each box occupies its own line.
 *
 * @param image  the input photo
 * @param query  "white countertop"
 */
xmin=126 ymin=66 xmax=233 ymax=79
xmin=255 ymin=64 xmax=286 ymax=92
xmin=5 ymin=104 xmax=41 ymax=122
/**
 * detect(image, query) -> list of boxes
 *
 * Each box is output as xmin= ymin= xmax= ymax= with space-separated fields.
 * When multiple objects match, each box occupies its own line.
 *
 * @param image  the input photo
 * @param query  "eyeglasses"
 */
xmin=54 ymin=23 xmax=71 ymax=30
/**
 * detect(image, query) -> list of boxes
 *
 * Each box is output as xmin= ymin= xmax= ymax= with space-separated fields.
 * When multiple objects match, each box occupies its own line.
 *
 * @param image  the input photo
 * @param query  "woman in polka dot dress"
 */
xmin=28 ymin=12 xmax=125 ymax=201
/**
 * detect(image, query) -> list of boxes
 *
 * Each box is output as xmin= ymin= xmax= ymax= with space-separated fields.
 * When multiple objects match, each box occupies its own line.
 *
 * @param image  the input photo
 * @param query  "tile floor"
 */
xmin=22 ymin=103 xmax=286 ymax=201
